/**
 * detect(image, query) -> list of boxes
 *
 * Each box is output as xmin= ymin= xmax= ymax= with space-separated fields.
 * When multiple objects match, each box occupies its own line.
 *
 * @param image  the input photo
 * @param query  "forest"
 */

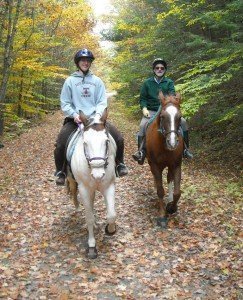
xmin=0 ymin=1 xmax=242 ymax=298
xmin=0 ymin=0 xmax=242 ymax=167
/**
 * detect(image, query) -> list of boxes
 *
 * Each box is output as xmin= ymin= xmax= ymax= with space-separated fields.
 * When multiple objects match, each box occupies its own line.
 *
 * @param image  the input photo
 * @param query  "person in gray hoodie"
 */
xmin=54 ymin=49 xmax=128 ymax=185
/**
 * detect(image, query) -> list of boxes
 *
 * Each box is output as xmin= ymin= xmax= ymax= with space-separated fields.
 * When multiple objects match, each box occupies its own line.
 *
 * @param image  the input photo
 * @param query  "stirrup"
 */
xmin=55 ymin=171 xmax=66 ymax=186
xmin=184 ymin=149 xmax=193 ymax=159
xmin=138 ymin=152 xmax=146 ymax=165
xmin=116 ymin=163 xmax=128 ymax=177
xmin=55 ymin=171 xmax=66 ymax=177
xmin=132 ymin=150 xmax=145 ymax=165
xmin=132 ymin=151 xmax=143 ymax=161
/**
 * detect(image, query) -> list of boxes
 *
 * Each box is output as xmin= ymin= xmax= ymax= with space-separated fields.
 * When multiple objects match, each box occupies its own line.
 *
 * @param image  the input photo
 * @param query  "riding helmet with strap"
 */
xmin=152 ymin=58 xmax=167 ymax=70
xmin=74 ymin=49 xmax=95 ymax=66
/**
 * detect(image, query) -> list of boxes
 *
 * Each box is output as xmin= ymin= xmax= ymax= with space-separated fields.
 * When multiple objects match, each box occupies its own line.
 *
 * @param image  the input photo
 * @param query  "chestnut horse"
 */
xmin=146 ymin=91 xmax=184 ymax=228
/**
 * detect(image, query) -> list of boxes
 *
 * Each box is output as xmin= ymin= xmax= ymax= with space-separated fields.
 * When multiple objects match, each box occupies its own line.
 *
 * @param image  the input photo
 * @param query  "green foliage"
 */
xmin=107 ymin=0 xmax=242 ymax=117
xmin=226 ymin=182 xmax=242 ymax=199
xmin=0 ymin=0 xmax=100 ymax=126
xmin=104 ymin=0 xmax=242 ymax=168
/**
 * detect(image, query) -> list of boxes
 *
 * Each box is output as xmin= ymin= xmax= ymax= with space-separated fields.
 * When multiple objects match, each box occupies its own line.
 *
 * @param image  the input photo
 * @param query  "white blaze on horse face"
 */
xmin=166 ymin=106 xmax=178 ymax=149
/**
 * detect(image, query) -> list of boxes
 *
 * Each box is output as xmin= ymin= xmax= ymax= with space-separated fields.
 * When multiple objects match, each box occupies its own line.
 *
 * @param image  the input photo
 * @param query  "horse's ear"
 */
xmin=100 ymin=108 xmax=108 ymax=123
xmin=159 ymin=90 xmax=167 ymax=106
xmin=79 ymin=110 xmax=88 ymax=125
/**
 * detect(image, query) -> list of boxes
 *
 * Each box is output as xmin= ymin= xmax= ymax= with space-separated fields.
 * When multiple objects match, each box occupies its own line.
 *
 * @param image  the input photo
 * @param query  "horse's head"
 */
xmin=158 ymin=91 xmax=182 ymax=151
xmin=79 ymin=109 xmax=110 ymax=180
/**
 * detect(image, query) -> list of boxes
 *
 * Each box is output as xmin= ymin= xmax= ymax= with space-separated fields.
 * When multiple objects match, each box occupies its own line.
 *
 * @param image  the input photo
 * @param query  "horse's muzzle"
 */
xmin=91 ymin=168 xmax=105 ymax=180
xmin=166 ymin=134 xmax=179 ymax=150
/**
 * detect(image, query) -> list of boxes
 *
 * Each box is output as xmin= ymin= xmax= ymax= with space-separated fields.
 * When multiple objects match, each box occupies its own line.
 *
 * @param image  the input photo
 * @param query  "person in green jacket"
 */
xmin=132 ymin=58 xmax=193 ymax=164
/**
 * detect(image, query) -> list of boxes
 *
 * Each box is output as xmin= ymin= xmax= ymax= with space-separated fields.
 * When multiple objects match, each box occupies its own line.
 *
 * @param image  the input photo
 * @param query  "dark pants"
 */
xmin=54 ymin=118 xmax=125 ymax=174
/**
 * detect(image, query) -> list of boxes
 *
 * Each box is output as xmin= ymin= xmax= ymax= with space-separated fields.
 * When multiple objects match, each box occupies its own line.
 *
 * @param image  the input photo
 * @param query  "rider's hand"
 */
xmin=74 ymin=115 xmax=81 ymax=124
xmin=142 ymin=107 xmax=150 ymax=118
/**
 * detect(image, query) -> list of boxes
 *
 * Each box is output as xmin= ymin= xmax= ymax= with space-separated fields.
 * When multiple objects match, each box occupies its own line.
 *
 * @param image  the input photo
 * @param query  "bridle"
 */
xmin=81 ymin=121 xmax=110 ymax=168
xmin=157 ymin=108 xmax=181 ymax=139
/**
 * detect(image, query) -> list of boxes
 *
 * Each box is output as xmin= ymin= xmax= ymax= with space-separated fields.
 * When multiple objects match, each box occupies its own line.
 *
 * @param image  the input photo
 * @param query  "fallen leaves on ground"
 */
xmin=0 ymin=105 xmax=242 ymax=299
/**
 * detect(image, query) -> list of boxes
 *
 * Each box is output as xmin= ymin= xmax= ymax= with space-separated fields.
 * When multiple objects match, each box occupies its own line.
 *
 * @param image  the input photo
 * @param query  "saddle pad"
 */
xmin=66 ymin=129 xmax=81 ymax=163
xmin=148 ymin=105 xmax=161 ymax=126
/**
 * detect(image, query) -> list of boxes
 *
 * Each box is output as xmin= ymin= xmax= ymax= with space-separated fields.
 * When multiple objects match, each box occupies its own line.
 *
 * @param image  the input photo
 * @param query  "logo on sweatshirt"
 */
xmin=81 ymin=87 xmax=91 ymax=98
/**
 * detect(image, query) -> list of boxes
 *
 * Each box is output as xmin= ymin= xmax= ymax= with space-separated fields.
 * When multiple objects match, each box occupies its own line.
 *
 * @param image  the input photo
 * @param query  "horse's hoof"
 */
xmin=105 ymin=224 xmax=117 ymax=236
xmin=74 ymin=202 xmax=79 ymax=210
xmin=86 ymin=246 xmax=98 ymax=259
xmin=166 ymin=203 xmax=178 ymax=214
xmin=157 ymin=217 xmax=168 ymax=228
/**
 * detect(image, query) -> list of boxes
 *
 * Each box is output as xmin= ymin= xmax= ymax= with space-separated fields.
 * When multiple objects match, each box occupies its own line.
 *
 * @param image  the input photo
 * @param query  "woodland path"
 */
xmin=0 ymin=99 xmax=242 ymax=300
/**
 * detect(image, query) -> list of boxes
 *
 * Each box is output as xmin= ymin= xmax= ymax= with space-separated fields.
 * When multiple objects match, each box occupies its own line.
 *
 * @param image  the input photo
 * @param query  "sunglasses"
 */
xmin=155 ymin=66 xmax=165 ymax=70
xmin=80 ymin=58 xmax=92 ymax=63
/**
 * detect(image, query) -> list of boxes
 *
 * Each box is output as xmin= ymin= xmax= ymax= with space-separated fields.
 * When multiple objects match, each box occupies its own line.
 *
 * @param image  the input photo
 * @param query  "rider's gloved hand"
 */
xmin=142 ymin=107 xmax=150 ymax=118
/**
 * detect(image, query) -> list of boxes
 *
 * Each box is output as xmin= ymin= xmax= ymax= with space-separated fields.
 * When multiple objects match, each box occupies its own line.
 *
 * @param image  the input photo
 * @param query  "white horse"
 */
xmin=66 ymin=109 xmax=117 ymax=259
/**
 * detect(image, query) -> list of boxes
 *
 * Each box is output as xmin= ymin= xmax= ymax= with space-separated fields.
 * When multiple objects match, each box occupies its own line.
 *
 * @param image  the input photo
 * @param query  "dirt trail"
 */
xmin=0 ymin=105 xmax=241 ymax=299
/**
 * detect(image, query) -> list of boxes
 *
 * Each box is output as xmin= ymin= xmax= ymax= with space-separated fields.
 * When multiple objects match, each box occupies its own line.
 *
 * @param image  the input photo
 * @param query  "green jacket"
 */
xmin=140 ymin=76 xmax=175 ymax=111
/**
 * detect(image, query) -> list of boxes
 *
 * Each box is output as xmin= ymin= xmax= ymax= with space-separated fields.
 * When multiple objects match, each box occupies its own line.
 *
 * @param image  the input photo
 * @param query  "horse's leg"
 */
xmin=167 ymin=168 xmax=174 ymax=203
xmin=150 ymin=164 xmax=167 ymax=228
xmin=103 ymin=184 xmax=116 ymax=235
xmin=166 ymin=164 xmax=181 ymax=214
xmin=67 ymin=177 xmax=79 ymax=209
xmin=79 ymin=185 xmax=97 ymax=259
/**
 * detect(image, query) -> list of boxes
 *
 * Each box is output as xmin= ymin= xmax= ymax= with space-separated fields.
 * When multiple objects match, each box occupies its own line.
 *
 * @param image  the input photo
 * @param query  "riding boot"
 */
xmin=106 ymin=122 xmax=128 ymax=177
xmin=54 ymin=145 xmax=67 ymax=185
xmin=54 ymin=119 xmax=77 ymax=185
xmin=132 ymin=135 xmax=146 ymax=165
xmin=183 ymin=130 xmax=193 ymax=159
xmin=115 ymin=143 xmax=128 ymax=177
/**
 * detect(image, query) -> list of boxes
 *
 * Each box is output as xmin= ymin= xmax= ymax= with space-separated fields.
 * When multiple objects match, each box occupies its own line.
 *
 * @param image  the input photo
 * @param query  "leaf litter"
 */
xmin=0 ymin=107 xmax=242 ymax=299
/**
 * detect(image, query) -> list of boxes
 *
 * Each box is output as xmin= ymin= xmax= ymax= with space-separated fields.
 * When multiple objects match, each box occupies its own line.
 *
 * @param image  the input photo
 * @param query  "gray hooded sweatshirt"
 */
xmin=60 ymin=71 xmax=107 ymax=118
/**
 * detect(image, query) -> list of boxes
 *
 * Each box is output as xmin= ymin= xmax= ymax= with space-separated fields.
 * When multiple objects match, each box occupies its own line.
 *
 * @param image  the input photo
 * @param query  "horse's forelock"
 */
xmin=162 ymin=95 xmax=180 ymax=109
xmin=85 ymin=122 xmax=105 ymax=132
xmin=83 ymin=116 xmax=106 ymax=131
xmin=92 ymin=123 xmax=105 ymax=131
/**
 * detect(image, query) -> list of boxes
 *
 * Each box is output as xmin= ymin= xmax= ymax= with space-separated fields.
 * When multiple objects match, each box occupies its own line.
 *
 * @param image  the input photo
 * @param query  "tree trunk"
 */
xmin=0 ymin=0 xmax=22 ymax=139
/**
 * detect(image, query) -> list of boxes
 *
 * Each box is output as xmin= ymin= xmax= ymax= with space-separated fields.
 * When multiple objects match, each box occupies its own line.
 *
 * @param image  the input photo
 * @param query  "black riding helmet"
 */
xmin=74 ymin=49 xmax=95 ymax=66
xmin=152 ymin=58 xmax=167 ymax=70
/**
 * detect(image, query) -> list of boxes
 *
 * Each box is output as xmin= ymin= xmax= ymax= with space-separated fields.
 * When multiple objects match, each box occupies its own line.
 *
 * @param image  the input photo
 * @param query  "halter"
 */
xmin=80 ymin=121 xmax=110 ymax=168
xmin=158 ymin=124 xmax=181 ymax=138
